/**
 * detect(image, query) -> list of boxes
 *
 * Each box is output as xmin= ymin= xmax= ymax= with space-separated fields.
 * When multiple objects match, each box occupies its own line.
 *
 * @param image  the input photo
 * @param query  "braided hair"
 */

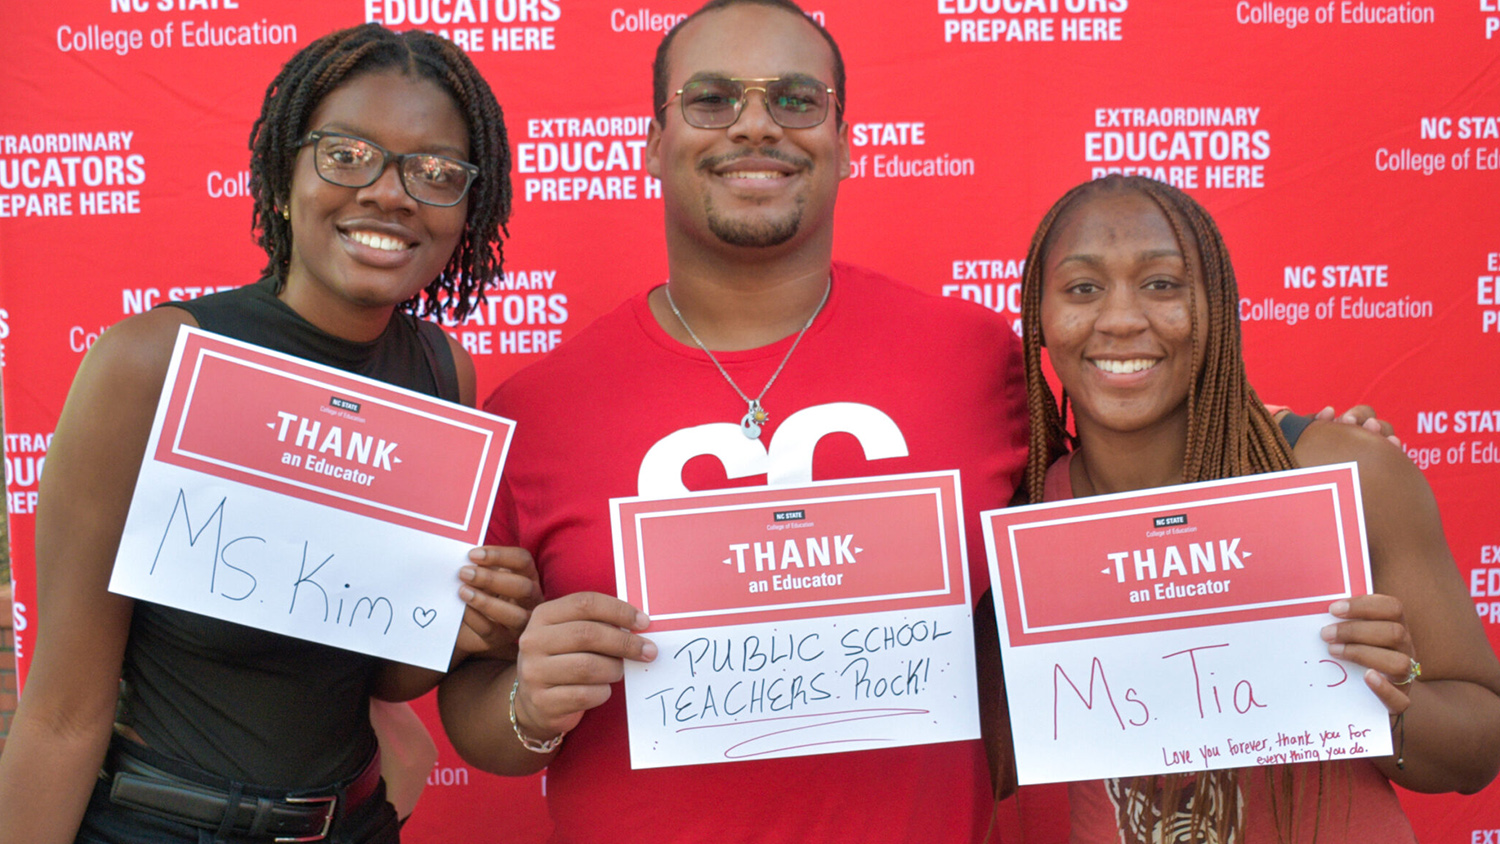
xmin=248 ymin=23 xmax=511 ymax=321
xmin=1020 ymin=174 xmax=1297 ymax=504
xmin=1019 ymin=175 xmax=1316 ymax=843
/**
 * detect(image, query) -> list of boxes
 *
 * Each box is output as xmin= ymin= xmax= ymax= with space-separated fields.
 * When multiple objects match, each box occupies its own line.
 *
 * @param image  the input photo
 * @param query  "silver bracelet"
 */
xmin=509 ymin=677 xmax=565 ymax=754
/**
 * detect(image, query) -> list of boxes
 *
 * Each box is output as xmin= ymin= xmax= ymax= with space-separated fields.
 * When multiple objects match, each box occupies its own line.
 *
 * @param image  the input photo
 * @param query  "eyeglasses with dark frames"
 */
xmin=660 ymin=75 xmax=840 ymax=130
xmin=298 ymin=131 xmax=479 ymax=207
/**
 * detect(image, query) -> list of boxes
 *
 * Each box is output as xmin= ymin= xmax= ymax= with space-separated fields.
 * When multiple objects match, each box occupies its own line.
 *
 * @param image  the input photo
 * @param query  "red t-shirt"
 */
xmin=486 ymin=263 xmax=1028 ymax=843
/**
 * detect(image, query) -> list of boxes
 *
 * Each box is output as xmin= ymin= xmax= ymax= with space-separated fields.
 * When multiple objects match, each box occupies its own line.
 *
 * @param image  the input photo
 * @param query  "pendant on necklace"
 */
xmin=740 ymin=400 xmax=769 ymax=439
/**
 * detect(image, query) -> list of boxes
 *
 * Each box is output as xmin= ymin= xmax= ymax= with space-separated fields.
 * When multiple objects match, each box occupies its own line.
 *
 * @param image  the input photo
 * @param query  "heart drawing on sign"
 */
xmin=413 ymin=607 xmax=437 ymax=628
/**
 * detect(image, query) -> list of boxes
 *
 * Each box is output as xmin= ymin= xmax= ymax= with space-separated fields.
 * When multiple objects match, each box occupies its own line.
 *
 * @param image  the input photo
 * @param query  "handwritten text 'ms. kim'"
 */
xmin=146 ymin=488 xmax=437 ymax=636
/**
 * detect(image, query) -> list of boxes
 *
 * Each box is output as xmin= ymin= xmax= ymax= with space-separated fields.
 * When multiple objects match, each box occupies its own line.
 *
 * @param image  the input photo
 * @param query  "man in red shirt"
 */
xmin=439 ymin=1 xmax=1029 ymax=840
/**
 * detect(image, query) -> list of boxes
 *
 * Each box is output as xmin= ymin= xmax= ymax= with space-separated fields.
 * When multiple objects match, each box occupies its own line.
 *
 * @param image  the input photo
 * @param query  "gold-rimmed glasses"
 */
xmin=660 ymin=75 xmax=840 ymax=130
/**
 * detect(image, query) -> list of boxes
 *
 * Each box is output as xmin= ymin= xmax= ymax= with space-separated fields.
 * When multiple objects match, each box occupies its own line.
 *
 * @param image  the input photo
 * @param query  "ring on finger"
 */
xmin=1393 ymin=657 xmax=1421 ymax=686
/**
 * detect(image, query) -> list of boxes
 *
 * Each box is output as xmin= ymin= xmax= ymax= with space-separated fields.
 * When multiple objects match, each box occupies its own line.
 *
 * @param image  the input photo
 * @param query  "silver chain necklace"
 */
xmin=664 ymin=280 xmax=831 ymax=439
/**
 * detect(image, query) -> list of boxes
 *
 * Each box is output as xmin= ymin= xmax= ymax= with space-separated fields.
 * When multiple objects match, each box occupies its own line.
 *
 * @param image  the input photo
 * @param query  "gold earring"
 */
xmin=280 ymin=206 xmax=291 ymax=220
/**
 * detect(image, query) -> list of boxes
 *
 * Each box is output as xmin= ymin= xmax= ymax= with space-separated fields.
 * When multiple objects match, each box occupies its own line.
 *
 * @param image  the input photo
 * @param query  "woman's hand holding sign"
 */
xmin=1294 ymin=418 xmax=1500 ymax=792
xmin=458 ymin=545 xmax=543 ymax=661
xmin=376 ymin=545 xmax=543 ymax=701
xmin=1322 ymin=594 xmax=1417 ymax=715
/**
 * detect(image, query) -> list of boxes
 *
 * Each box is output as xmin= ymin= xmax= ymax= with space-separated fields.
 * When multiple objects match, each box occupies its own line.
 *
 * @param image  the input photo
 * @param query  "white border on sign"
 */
xmin=172 ymin=347 xmax=496 ymax=532
xmin=631 ymin=486 xmax=956 ymax=621
xmin=1007 ymin=482 xmax=1353 ymax=635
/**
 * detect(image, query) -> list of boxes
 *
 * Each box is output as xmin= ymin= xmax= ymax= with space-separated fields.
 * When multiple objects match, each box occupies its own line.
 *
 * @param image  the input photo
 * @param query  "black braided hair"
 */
xmin=248 ymin=23 xmax=511 ymax=321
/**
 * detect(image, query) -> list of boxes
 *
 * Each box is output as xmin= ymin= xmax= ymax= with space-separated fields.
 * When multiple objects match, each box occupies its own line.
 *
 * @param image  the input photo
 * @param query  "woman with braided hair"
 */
xmin=0 ymin=24 xmax=537 ymax=843
xmin=1015 ymin=175 xmax=1500 ymax=842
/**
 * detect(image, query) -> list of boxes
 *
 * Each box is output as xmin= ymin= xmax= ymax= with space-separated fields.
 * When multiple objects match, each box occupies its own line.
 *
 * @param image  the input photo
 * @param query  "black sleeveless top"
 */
xmin=117 ymin=278 xmax=459 ymax=788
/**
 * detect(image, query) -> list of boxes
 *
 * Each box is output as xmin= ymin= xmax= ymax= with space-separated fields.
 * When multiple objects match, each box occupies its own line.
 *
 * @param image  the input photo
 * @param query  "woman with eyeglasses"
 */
xmin=0 ymin=24 xmax=537 ymax=844
xmin=1003 ymin=174 xmax=1500 ymax=842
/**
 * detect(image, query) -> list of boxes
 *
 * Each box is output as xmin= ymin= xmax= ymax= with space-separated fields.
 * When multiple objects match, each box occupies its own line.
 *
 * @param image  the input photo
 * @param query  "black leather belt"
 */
xmin=105 ymin=740 xmax=381 ymax=843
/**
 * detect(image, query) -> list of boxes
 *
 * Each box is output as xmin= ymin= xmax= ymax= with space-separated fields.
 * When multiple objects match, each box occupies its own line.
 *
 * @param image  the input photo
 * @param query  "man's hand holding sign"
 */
xmin=611 ymin=471 xmax=980 ymax=769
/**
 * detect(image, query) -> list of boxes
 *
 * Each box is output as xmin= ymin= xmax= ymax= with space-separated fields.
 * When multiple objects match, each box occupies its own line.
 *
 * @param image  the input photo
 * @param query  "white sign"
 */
xmin=982 ymin=465 xmax=1391 ymax=784
xmin=612 ymin=472 xmax=980 ymax=769
xmin=109 ymin=327 xmax=514 ymax=670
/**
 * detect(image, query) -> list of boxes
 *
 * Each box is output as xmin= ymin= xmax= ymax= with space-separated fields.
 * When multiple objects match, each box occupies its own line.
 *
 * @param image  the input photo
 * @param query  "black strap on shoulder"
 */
xmin=1277 ymin=411 xmax=1315 ymax=448
xmin=414 ymin=318 xmax=462 ymax=404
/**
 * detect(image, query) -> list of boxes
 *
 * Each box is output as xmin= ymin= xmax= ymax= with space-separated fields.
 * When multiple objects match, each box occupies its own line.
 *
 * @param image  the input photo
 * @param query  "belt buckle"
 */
xmin=274 ymin=794 xmax=336 ymax=843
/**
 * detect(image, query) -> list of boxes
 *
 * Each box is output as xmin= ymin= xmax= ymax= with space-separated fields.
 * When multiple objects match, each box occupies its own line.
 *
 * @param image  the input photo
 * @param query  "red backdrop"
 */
xmin=2 ymin=1 xmax=1498 ymax=840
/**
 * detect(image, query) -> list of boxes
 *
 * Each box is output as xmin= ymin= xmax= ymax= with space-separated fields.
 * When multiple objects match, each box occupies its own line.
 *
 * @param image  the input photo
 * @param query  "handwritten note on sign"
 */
xmin=109 ymin=326 xmax=514 ymax=670
xmin=981 ymin=464 xmax=1390 ymax=785
xmin=611 ymin=471 xmax=979 ymax=769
